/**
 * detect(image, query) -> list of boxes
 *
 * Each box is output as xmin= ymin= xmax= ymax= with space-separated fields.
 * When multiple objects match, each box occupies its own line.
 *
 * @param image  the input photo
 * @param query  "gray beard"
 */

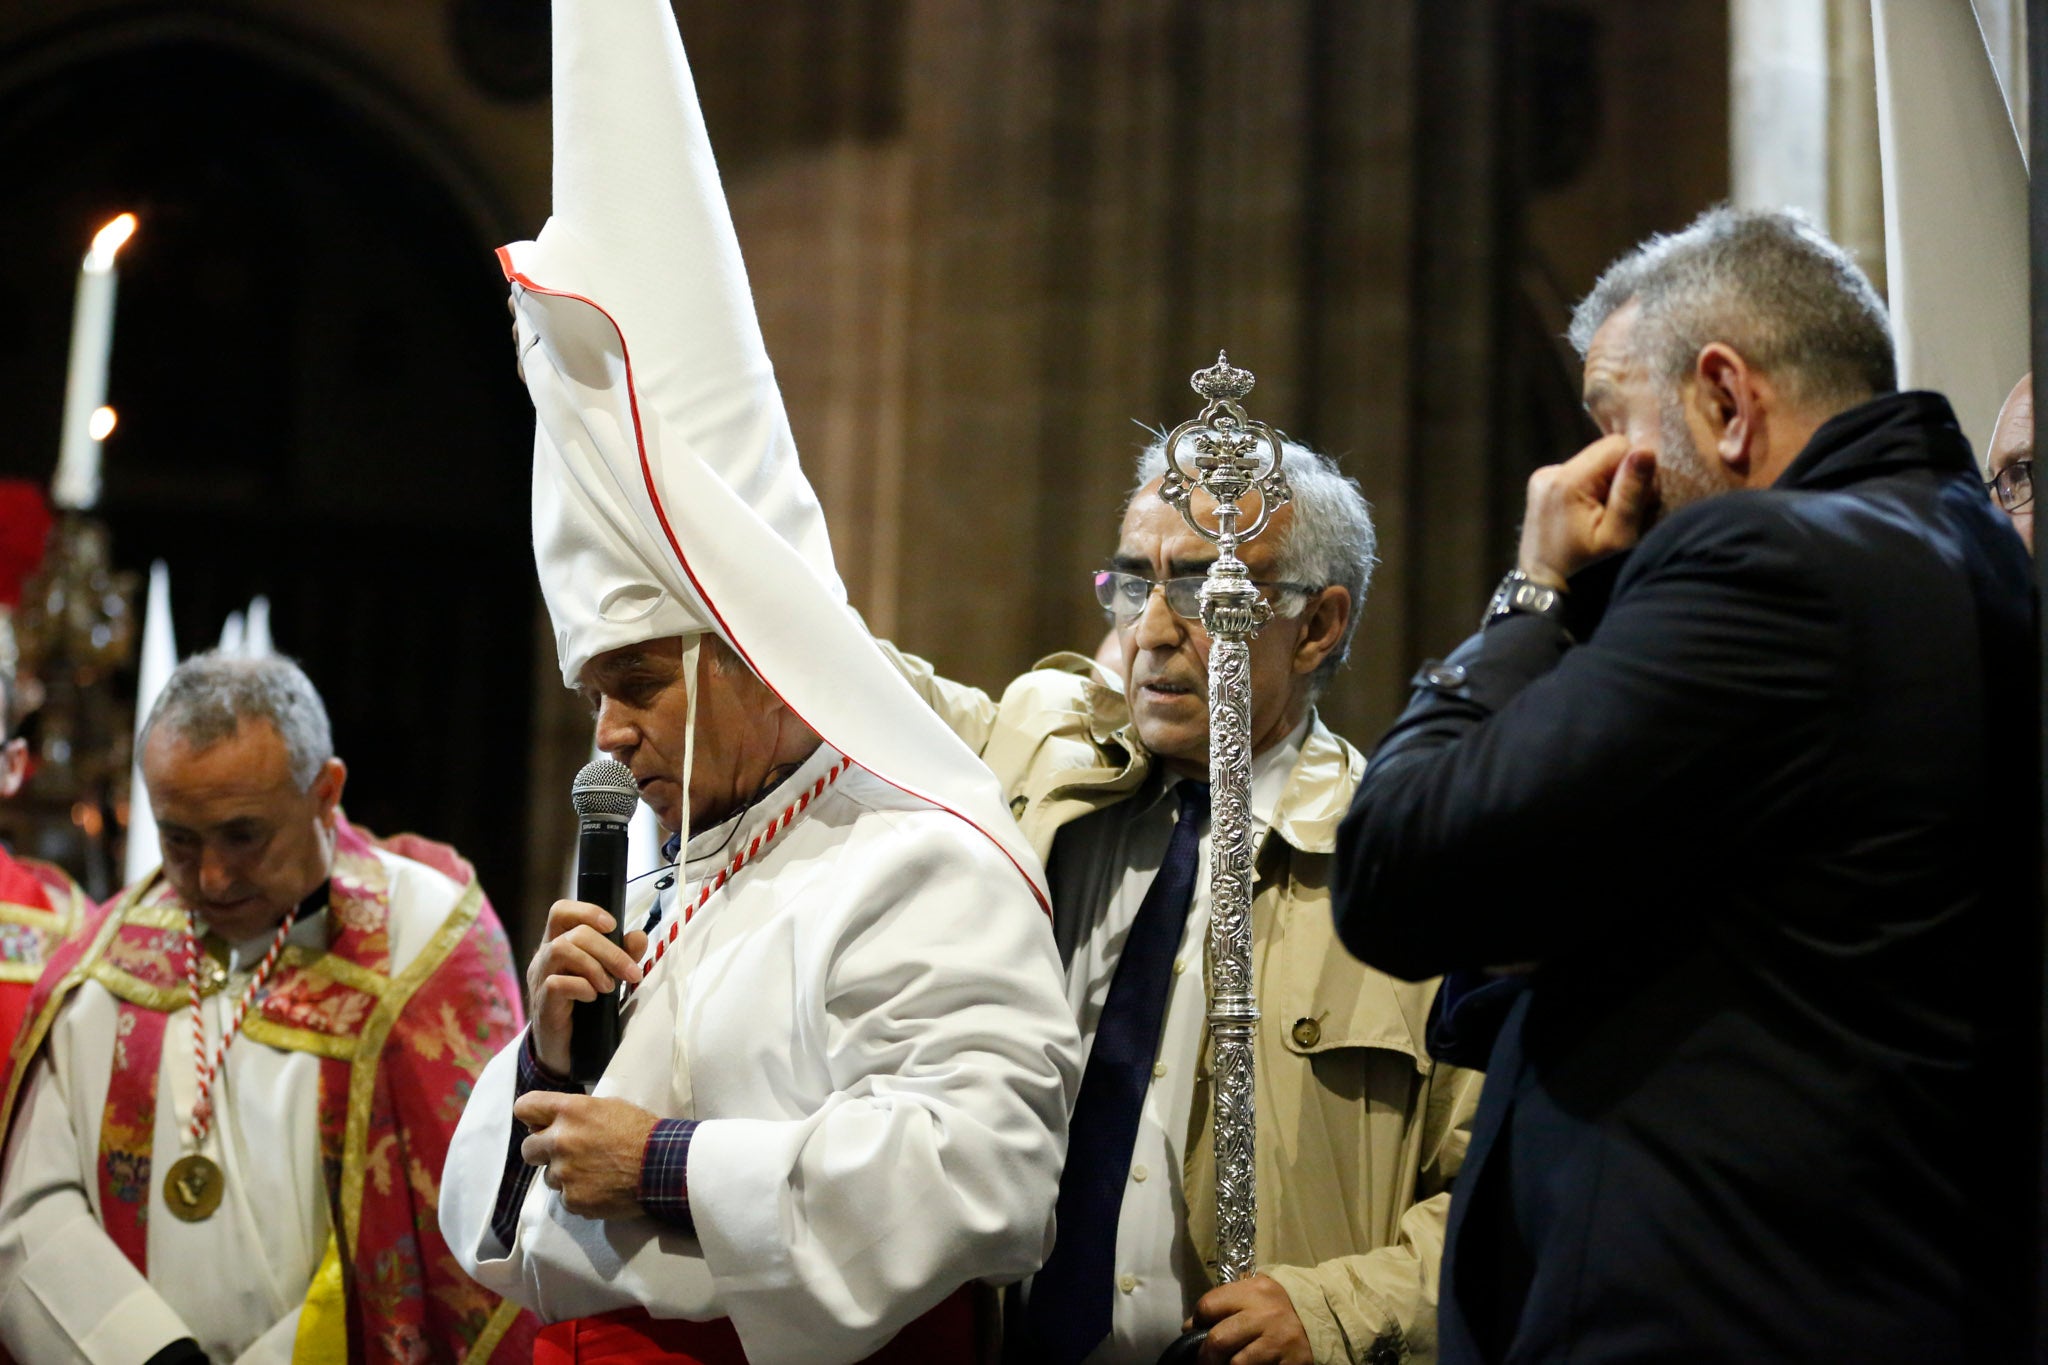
xmin=1654 ymin=401 xmax=1732 ymax=517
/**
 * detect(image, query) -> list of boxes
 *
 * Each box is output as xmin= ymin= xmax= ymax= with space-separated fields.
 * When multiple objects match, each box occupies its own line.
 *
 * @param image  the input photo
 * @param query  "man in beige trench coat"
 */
xmin=887 ymin=439 xmax=1481 ymax=1365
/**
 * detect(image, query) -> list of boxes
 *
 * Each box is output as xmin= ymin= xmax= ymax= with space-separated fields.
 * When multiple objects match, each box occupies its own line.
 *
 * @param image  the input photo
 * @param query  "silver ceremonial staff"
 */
xmin=1158 ymin=351 xmax=1291 ymax=1289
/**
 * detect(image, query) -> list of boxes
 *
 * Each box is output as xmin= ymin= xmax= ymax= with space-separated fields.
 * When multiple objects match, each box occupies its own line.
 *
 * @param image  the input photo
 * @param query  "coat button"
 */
xmin=1422 ymin=661 xmax=1468 ymax=688
xmin=1291 ymin=1017 xmax=1321 ymax=1048
xmin=1118 ymin=1274 xmax=1137 ymax=1294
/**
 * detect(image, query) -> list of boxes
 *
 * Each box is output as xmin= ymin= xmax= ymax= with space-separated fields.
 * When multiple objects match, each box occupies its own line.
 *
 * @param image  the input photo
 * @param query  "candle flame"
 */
xmin=84 ymin=213 xmax=137 ymax=272
xmin=71 ymin=802 xmax=104 ymax=838
xmin=88 ymin=405 xmax=117 ymax=440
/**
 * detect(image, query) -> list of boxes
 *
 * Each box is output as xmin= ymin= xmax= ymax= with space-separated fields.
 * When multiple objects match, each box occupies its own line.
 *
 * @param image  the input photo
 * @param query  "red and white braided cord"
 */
xmin=638 ymin=758 xmax=850 ymax=979
xmin=185 ymin=906 xmax=299 ymax=1147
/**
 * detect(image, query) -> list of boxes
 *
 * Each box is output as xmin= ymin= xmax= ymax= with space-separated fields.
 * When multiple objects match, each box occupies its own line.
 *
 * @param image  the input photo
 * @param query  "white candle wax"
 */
xmin=52 ymin=213 xmax=136 ymax=511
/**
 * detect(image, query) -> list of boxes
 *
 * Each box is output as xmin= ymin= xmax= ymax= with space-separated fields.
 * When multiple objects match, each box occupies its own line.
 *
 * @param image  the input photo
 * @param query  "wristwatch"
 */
xmin=1483 ymin=569 xmax=1566 ymax=629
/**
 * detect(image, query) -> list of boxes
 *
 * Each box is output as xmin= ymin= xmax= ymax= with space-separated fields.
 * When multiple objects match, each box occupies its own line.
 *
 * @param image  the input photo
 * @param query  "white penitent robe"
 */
xmin=441 ymin=744 xmax=1082 ymax=1365
xmin=0 ymin=856 xmax=464 ymax=1365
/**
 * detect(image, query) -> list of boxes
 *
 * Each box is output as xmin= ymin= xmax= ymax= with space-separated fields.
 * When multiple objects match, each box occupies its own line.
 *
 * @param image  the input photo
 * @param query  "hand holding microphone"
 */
xmin=526 ymin=759 xmax=646 ymax=1081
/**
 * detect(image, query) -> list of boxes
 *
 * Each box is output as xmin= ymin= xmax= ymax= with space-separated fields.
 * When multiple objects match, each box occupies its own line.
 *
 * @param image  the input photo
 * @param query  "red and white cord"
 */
xmin=184 ymin=906 xmax=299 ymax=1147
xmin=636 ymin=757 xmax=851 ymax=981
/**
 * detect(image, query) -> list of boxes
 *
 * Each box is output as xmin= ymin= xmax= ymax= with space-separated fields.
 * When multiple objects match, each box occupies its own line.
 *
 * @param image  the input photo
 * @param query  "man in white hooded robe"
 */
xmin=435 ymin=3 xmax=1081 ymax=1363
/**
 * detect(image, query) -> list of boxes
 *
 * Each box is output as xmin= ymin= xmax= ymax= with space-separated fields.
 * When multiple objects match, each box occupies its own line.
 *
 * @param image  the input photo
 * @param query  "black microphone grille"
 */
xmin=572 ymin=758 xmax=640 ymax=819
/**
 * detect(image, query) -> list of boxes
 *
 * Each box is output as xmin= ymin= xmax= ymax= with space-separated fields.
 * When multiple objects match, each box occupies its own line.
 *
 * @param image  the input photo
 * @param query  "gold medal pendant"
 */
xmin=169 ymin=903 xmax=299 ymax=1227
xmin=164 ymin=1153 xmax=224 ymax=1222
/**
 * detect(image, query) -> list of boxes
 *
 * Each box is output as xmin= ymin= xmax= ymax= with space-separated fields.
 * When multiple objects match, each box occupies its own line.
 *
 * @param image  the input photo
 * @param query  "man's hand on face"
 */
xmin=526 ymin=899 xmax=647 ymax=1078
xmin=1517 ymin=433 xmax=1658 ymax=590
xmin=1190 ymin=1274 xmax=1314 ymax=1365
xmin=513 ymin=1092 xmax=660 ymax=1220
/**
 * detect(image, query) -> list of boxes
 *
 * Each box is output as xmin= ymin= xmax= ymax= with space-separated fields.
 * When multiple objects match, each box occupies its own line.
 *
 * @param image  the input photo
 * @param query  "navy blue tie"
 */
xmin=1025 ymin=780 xmax=1210 ymax=1364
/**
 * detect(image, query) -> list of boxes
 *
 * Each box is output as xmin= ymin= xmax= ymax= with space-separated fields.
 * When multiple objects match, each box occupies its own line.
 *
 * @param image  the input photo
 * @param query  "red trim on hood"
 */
xmin=500 ymin=251 xmax=1050 ymax=916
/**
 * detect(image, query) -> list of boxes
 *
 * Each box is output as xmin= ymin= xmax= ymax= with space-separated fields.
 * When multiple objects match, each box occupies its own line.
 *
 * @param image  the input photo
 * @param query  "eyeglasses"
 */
xmin=1988 ymin=458 xmax=2035 ymax=513
xmin=1092 ymin=570 xmax=1319 ymax=625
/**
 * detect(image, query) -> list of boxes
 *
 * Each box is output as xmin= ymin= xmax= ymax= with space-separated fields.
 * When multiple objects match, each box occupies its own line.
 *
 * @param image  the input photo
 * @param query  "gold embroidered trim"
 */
xmin=468 ymin=1298 xmax=523 ymax=1363
xmin=1 ymin=862 xmax=89 ymax=940
xmin=90 ymin=952 xmax=384 ymax=1015
xmin=0 ymin=876 xmax=148 ymax=1137
xmin=339 ymin=878 xmax=484 ymax=1249
xmin=82 ymin=958 xmax=368 ymax=1059
xmin=0 ymin=887 xmax=86 ymax=977
xmin=244 ymin=1016 xmax=359 ymax=1062
xmin=279 ymin=946 xmax=388 ymax=998
xmin=0 ymin=901 xmax=69 ymax=930
xmin=87 ymin=959 xmax=188 ymax=1012
xmin=46 ymin=874 xmax=389 ymax=1052
xmin=124 ymin=903 xmax=186 ymax=931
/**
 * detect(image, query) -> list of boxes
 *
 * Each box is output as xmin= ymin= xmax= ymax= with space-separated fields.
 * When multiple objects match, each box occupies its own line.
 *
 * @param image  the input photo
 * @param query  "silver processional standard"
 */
xmin=1157 ymin=351 xmax=1290 ymax=1286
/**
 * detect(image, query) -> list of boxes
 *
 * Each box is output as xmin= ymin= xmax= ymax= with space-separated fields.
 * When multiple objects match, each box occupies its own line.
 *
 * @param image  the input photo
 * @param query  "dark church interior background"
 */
xmin=0 ymin=0 xmax=1727 ymax=949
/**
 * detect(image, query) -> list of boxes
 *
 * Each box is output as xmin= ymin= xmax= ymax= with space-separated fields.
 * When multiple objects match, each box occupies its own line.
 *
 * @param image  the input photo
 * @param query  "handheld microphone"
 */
xmin=569 ymin=757 xmax=638 ymax=1083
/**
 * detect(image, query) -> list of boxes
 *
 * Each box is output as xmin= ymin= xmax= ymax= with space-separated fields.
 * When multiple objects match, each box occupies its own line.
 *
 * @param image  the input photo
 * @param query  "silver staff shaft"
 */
xmin=1203 ymin=614 xmax=1260 ymax=1282
xmin=1158 ymin=351 xmax=1290 ymax=1284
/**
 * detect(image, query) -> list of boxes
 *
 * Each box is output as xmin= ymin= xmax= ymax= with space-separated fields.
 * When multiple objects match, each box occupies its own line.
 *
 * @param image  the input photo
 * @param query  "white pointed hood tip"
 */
xmin=509 ymin=0 xmax=1046 ymax=910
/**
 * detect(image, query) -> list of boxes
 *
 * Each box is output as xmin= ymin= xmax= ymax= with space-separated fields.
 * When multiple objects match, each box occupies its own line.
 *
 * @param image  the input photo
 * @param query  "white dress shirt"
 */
xmin=1044 ymin=719 xmax=1308 ymax=1365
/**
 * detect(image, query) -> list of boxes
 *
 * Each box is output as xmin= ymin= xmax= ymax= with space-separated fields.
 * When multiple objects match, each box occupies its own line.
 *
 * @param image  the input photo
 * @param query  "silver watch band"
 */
xmin=1484 ymin=570 xmax=1566 ymax=628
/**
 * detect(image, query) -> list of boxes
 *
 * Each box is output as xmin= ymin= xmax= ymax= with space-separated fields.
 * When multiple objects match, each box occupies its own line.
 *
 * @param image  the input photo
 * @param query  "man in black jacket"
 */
xmin=1333 ymin=207 xmax=2036 ymax=1362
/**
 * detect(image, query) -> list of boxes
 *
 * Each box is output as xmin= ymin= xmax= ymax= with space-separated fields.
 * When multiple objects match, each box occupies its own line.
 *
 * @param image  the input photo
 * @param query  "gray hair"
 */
xmin=140 ymin=652 xmax=334 ymax=792
xmin=1134 ymin=436 xmax=1377 ymax=696
xmin=1568 ymin=206 xmax=1894 ymax=412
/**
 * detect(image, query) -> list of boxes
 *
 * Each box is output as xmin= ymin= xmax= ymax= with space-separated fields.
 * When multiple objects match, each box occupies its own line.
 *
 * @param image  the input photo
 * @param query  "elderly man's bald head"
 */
xmin=1988 ymin=374 xmax=2034 ymax=550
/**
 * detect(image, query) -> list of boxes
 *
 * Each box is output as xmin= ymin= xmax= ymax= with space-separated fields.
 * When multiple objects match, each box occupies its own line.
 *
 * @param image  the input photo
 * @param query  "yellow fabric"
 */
xmin=884 ymin=642 xmax=1484 ymax=1365
xmin=291 ymin=1230 xmax=348 ymax=1365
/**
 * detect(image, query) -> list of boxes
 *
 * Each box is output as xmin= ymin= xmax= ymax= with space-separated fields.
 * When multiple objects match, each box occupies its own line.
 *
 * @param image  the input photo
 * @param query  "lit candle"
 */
xmin=52 ymin=213 xmax=137 ymax=511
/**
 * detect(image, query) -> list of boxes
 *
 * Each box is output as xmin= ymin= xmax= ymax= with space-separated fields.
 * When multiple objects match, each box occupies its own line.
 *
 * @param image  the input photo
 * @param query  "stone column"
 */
xmin=1729 ymin=0 xmax=1885 ymax=291
xmin=1731 ymin=0 xmax=1833 ymax=223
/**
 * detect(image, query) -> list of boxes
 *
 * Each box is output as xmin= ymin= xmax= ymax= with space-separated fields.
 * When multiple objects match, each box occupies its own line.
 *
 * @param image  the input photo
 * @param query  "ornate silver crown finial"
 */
xmin=1192 ymin=351 xmax=1256 ymax=403
xmin=1159 ymin=349 xmax=1290 ymax=552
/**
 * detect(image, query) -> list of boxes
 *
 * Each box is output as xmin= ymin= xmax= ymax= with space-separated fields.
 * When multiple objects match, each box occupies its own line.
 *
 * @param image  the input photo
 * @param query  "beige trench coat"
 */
xmin=887 ymin=647 xmax=1481 ymax=1364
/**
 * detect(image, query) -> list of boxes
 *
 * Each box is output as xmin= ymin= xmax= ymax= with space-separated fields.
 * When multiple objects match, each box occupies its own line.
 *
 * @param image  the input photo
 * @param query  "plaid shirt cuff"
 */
xmin=488 ymin=1034 xmax=586 ymax=1249
xmin=518 ymin=1034 xmax=583 ymax=1095
xmin=639 ymin=1119 xmax=698 ymax=1232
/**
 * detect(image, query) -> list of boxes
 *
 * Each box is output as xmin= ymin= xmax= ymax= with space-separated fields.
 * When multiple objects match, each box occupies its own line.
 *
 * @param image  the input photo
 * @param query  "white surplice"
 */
xmin=0 ymin=853 xmax=465 ymax=1365
xmin=440 ymin=744 xmax=1081 ymax=1365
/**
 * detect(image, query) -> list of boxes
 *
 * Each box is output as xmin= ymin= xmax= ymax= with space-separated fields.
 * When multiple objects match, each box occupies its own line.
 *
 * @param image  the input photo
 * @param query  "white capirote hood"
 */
xmin=509 ymin=0 xmax=1045 ymax=907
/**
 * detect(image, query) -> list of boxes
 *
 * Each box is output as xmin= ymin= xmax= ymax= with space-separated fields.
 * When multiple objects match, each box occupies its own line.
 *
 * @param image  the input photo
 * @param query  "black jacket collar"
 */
xmin=1776 ymin=390 xmax=1974 ymax=492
